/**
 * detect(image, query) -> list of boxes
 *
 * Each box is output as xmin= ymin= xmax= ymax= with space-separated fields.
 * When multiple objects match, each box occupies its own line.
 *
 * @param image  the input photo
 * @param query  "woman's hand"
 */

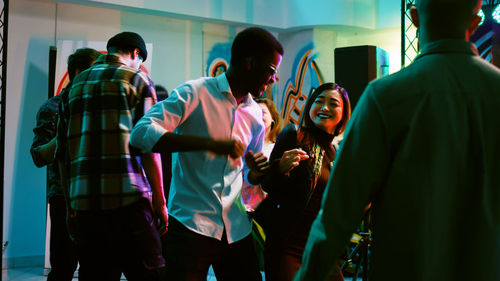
xmin=279 ymin=148 xmax=309 ymax=174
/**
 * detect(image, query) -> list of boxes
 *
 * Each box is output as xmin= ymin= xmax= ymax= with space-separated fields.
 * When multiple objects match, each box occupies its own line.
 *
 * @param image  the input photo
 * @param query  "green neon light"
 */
xmin=493 ymin=4 xmax=500 ymax=24
xmin=478 ymin=9 xmax=485 ymax=26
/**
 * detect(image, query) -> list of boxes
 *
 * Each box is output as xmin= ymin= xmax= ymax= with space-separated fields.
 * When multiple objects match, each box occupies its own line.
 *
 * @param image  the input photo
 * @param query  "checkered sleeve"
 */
xmin=55 ymin=92 xmax=69 ymax=163
xmin=30 ymin=96 xmax=59 ymax=167
xmin=131 ymin=71 xmax=157 ymax=125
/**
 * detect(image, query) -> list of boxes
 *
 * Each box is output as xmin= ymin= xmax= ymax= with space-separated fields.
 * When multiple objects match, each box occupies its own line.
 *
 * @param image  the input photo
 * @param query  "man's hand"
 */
xmin=140 ymin=152 xmax=168 ymax=236
xmin=38 ymin=137 xmax=57 ymax=164
xmin=66 ymin=208 xmax=79 ymax=243
xmin=152 ymin=197 xmax=168 ymax=236
xmin=279 ymin=149 xmax=309 ymax=174
xmin=245 ymin=151 xmax=270 ymax=176
xmin=210 ymin=140 xmax=245 ymax=159
xmin=245 ymin=151 xmax=271 ymax=184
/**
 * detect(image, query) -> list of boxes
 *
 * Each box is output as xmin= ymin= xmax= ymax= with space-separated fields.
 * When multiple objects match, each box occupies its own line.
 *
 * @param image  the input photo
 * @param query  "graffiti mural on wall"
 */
xmin=279 ymin=43 xmax=323 ymax=125
xmin=205 ymin=42 xmax=231 ymax=77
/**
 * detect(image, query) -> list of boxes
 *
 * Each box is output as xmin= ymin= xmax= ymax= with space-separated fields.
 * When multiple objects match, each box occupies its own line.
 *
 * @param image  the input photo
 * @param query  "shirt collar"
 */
xmin=216 ymin=72 xmax=253 ymax=106
xmin=94 ymin=54 xmax=126 ymax=66
xmin=416 ymin=39 xmax=476 ymax=61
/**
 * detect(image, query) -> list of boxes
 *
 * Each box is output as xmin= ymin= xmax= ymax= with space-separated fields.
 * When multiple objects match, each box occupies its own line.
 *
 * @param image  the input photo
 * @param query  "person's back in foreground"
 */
xmin=294 ymin=0 xmax=500 ymax=280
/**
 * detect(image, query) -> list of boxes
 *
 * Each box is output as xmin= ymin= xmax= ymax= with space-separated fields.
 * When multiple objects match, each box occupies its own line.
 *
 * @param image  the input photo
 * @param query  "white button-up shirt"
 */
xmin=131 ymin=73 xmax=265 ymax=243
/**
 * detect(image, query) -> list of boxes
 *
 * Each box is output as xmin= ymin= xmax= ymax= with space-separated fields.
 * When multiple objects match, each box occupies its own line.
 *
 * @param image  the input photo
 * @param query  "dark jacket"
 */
xmin=256 ymin=124 xmax=333 ymax=240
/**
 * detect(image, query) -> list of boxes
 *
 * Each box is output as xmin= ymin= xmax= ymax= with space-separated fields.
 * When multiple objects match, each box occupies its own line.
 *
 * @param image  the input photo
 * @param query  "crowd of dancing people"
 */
xmin=30 ymin=0 xmax=500 ymax=280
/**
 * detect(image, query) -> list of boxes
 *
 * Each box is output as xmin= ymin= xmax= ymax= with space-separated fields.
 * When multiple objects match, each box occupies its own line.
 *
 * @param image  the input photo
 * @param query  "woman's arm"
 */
xmin=261 ymin=124 xmax=301 ymax=194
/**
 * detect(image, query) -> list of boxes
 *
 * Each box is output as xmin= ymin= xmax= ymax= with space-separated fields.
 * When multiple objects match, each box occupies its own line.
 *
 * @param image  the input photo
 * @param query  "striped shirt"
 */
xmin=56 ymin=54 xmax=156 ymax=211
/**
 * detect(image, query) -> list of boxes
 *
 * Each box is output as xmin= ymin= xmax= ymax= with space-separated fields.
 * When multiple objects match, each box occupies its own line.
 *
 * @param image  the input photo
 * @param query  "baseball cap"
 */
xmin=106 ymin=31 xmax=148 ymax=61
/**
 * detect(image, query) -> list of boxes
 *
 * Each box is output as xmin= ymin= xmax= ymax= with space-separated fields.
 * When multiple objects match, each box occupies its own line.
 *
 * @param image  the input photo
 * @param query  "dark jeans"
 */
xmin=74 ymin=198 xmax=165 ymax=281
xmin=163 ymin=217 xmax=262 ymax=281
xmin=47 ymin=195 xmax=78 ymax=281
xmin=264 ymin=235 xmax=344 ymax=281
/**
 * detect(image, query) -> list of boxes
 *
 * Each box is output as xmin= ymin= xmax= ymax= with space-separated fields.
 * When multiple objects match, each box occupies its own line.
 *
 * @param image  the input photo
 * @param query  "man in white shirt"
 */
xmin=130 ymin=27 xmax=283 ymax=281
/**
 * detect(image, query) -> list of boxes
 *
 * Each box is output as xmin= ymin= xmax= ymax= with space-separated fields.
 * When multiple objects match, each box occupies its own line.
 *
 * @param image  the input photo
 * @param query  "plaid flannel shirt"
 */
xmin=56 ymin=54 xmax=156 ymax=210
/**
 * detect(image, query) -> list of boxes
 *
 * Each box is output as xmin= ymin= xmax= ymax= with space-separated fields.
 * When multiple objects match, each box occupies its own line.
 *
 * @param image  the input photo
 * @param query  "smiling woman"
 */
xmin=303 ymin=83 xmax=351 ymax=137
xmin=255 ymin=82 xmax=351 ymax=281
xmin=309 ymin=89 xmax=344 ymax=135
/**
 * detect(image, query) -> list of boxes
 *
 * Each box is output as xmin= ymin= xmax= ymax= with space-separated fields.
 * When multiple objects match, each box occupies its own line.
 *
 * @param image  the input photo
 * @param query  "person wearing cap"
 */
xmin=130 ymin=27 xmax=283 ymax=281
xmin=56 ymin=31 xmax=167 ymax=280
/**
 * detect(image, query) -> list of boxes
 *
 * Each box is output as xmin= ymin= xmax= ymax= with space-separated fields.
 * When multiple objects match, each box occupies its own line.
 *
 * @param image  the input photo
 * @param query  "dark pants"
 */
xmin=75 ymin=198 xmax=165 ymax=281
xmin=47 ymin=195 xmax=78 ymax=281
xmin=264 ymin=235 xmax=344 ymax=281
xmin=163 ymin=217 xmax=262 ymax=281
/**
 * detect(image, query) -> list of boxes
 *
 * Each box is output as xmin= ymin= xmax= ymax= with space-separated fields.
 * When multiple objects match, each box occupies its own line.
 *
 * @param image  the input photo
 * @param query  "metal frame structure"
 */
xmin=0 ymin=0 xmax=8 ymax=278
xmin=401 ymin=0 xmax=418 ymax=68
xmin=402 ymin=0 xmax=500 ymax=68
xmin=483 ymin=0 xmax=500 ymax=6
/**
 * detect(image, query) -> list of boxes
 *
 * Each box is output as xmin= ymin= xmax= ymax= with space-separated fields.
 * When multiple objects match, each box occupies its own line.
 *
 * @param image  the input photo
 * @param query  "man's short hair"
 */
xmin=155 ymin=84 xmax=169 ymax=102
xmin=67 ymin=48 xmax=101 ymax=80
xmin=417 ymin=0 xmax=480 ymax=29
xmin=106 ymin=31 xmax=148 ymax=61
xmin=230 ymin=27 xmax=284 ymax=66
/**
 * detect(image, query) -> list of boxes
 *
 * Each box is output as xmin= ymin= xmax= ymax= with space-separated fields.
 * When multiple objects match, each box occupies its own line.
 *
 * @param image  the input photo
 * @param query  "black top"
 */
xmin=260 ymin=124 xmax=335 ymax=247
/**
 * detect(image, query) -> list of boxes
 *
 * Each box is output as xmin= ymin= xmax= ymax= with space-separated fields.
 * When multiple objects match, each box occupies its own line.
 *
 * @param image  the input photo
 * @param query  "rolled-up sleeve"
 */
xmin=242 ymin=114 xmax=265 ymax=185
xmin=130 ymin=83 xmax=197 ymax=153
